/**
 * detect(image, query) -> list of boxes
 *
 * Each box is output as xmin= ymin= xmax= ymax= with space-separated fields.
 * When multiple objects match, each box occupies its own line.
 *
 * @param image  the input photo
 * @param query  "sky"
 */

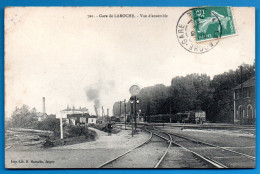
xmin=5 ymin=7 xmax=255 ymax=117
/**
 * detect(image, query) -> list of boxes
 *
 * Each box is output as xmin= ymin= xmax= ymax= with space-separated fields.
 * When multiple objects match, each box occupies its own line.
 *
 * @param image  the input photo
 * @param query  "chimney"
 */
xmin=94 ymin=106 xmax=99 ymax=117
xmin=42 ymin=97 xmax=46 ymax=114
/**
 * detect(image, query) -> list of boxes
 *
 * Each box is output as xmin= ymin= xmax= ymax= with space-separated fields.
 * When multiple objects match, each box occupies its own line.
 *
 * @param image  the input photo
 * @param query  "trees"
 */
xmin=138 ymin=84 xmax=169 ymax=115
xmin=35 ymin=117 xmax=60 ymax=137
xmin=10 ymin=105 xmax=37 ymax=128
xmin=112 ymin=62 xmax=255 ymax=123
xmin=169 ymin=74 xmax=212 ymax=114
xmin=208 ymin=63 xmax=255 ymax=122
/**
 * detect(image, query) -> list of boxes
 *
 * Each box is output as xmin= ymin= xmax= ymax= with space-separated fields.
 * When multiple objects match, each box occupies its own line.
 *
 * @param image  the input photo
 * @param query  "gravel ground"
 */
xmin=6 ymin=126 xmax=255 ymax=168
xmin=158 ymin=126 xmax=255 ymax=168
xmin=5 ymin=128 xmax=150 ymax=168
xmin=160 ymin=146 xmax=212 ymax=168
xmin=103 ymin=135 xmax=167 ymax=168
xmin=5 ymin=128 xmax=53 ymax=151
xmin=160 ymin=126 xmax=255 ymax=148
xmin=51 ymin=127 xmax=149 ymax=150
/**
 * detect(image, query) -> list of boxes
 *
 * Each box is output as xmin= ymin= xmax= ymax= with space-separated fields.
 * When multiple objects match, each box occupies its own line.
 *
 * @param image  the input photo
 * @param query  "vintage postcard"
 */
xmin=5 ymin=7 xmax=255 ymax=168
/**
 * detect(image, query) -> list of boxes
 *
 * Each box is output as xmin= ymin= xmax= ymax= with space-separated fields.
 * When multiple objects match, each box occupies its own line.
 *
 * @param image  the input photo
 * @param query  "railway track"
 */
xmin=169 ymin=131 xmax=255 ymax=159
xmin=99 ymin=124 xmax=254 ymax=168
xmin=153 ymin=126 xmax=255 ymax=168
xmin=151 ymin=123 xmax=255 ymax=131
xmin=145 ymin=127 xmax=172 ymax=168
xmin=97 ymin=127 xmax=172 ymax=168
xmin=115 ymin=123 xmax=255 ymax=133
xmin=112 ymin=124 xmax=230 ymax=168
xmin=149 ymin=126 xmax=227 ymax=168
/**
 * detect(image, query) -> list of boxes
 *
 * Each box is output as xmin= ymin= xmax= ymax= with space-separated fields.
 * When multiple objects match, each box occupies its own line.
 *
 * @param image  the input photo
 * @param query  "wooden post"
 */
xmin=60 ymin=114 xmax=63 ymax=140
xmin=234 ymin=91 xmax=236 ymax=124
xmin=124 ymin=99 xmax=127 ymax=130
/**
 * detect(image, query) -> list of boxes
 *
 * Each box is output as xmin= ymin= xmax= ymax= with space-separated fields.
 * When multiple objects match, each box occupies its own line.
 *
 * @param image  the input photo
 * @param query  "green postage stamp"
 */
xmin=191 ymin=6 xmax=236 ymax=42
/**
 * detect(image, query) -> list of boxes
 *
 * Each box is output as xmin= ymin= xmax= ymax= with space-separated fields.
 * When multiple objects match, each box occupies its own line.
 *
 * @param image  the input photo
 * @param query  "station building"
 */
xmin=233 ymin=77 xmax=255 ymax=125
xmin=67 ymin=113 xmax=97 ymax=125
xmin=33 ymin=112 xmax=48 ymax=121
xmin=61 ymin=106 xmax=89 ymax=115
xmin=58 ymin=105 xmax=89 ymax=119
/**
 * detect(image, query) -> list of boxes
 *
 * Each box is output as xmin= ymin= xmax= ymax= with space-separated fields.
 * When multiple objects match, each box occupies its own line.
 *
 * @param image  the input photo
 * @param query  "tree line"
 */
xmin=113 ymin=63 xmax=255 ymax=123
xmin=6 ymin=105 xmax=97 ymax=145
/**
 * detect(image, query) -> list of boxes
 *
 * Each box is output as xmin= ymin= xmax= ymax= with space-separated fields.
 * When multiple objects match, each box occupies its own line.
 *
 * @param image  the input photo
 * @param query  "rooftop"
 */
xmin=233 ymin=77 xmax=255 ymax=90
xmin=61 ymin=107 xmax=88 ymax=112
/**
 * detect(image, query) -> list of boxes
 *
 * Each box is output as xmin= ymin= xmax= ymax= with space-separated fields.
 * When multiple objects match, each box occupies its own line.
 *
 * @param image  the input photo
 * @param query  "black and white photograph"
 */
xmin=4 ymin=7 xmax=255 ymax=168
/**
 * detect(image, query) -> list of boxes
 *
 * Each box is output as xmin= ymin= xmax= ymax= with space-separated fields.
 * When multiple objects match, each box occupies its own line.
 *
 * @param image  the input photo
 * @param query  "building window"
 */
xmin=239 ymin=89 xmax=242 ymax=99
xmin=243 ymin=88 xmax=247 ymax=98
xmin=235 ymin=90 xmax=241 ymax=99
xmin=237 ymin=105 xmax=243 ymax=119
xmin=247 ymin=105 xmax=253 ymax=119
xmin=248 ymin=88 xmax=252 ymax=97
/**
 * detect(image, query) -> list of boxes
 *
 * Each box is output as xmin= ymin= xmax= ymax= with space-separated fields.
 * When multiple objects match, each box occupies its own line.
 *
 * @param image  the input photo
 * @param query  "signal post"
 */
xmin=129 ymin=85 xmax=141 ymax=135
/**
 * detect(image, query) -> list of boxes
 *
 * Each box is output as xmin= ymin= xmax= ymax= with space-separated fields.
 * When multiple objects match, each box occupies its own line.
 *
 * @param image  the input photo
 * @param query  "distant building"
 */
xmin=97 ymin=115 xmax=113 ymax=124
xmin=35 ymin=112 xmax=48 ymax=121
xmin=67 ymin=113 xmax=97 ymax=125
xmin=33 ymin=97 xmax=48 ymax=121
xmin=119 ymin=115 xmax=126 ymax=122
xmin=233 ymin=77 xmax=255 ymax=125
xmin=59 ymin=105 xmax=89 ymax=119
xmin=88 ymin=116 xmax=97 ymax=124
xmin=67 ymin=113 xmax=90 ymax=126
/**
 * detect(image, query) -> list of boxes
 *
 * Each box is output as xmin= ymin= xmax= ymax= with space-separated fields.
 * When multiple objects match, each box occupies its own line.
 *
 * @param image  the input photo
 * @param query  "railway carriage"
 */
xmin=149 ymin=114 xmax=171 ymax=123
xmin=148 ymin=110 xmax=206 ymax=124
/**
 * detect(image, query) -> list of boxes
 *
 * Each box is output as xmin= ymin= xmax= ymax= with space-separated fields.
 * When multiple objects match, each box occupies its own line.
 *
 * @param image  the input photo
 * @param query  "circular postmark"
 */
xmin=176 ymin=8 xmax=222 ymax=54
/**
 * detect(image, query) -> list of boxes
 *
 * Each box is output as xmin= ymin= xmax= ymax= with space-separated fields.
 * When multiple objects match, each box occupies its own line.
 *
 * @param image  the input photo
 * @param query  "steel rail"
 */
xmin=152 ymin=126 xmax=228 ymax=168
xmin=171 ymin=139 xmax=228 ymax=168
xmin=158 ymin=124 xmax=255 ymax=130
xmin=97 ymin=129 xmax=153 ymax=168
xmin=169 ymin=132 xmax=255 ymax=160
xmin=151 ymin=130 xmax=172 ymax=168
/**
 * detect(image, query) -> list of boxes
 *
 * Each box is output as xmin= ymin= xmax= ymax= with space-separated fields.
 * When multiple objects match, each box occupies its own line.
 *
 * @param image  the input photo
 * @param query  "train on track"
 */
xmin=149 ymin=111 xmax=206 ymax=124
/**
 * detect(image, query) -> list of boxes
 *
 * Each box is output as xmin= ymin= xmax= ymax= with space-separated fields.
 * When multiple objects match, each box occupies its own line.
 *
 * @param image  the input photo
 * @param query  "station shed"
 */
xmin=233 ymin=77 xmax=255 ymax=125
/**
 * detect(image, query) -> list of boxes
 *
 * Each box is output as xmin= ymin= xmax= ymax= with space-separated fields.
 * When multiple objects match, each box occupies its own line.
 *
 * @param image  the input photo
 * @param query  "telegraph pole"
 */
xmin=134 ymin=96 xmax=137 ymax=132
xmin=130 ymin=100 xmax=134 ymax=137
xmin=102 ymin=106 xmax=104 ymax=120
xmin=170 ymin=98 xmax=172 ymax=123
xmin=107 ymin=108 xmax=109 ymax=123
xmin=240 ymin=66 xmax=243 ymax=97
xmin=240 ymin=66 xmax=243 ymax=123
xmin=124 ymin=99 xmax=127 ymax=130
xmin=119 ymin=101 xmax=122 ymax=118
xmin=147 ymin=101 xmax=150 ymax=123
xmin=60 ymin=114 xmax=63 ymax=140
xmin=129 ymin=85 xmax=141 ymax=136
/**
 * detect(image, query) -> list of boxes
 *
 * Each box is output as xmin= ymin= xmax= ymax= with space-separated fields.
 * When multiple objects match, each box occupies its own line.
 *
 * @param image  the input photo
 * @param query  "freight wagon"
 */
xmin=148 ymin=110 xmax=206 ymax=124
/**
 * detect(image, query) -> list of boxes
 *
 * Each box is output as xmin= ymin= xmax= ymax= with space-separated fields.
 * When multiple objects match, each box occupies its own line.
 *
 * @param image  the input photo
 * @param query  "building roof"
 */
xmin=233 ymin=77 xmax=255 ymax=90
xmin=61 ymin=108 xmax=88 ymax=112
